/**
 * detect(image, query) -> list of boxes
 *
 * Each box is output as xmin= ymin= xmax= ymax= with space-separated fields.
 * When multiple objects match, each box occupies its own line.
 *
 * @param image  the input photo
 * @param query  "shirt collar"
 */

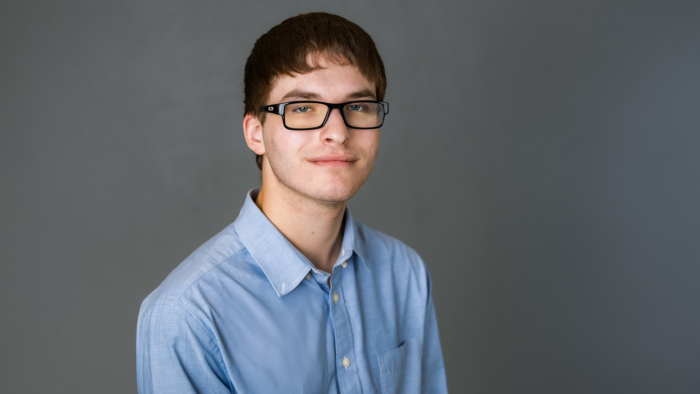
xmin=233 ymin=189 xmax=370 ymax=297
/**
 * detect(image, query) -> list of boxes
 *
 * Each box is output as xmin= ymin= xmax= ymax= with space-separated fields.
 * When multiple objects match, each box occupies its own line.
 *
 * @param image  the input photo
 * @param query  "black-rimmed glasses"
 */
xmin=259 ymin=101 xmax=389 ymax=130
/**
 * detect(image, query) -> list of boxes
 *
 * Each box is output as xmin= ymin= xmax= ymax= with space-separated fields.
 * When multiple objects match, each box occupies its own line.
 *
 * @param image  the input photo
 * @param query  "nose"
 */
xmin=319 ymin=107 xmax=349 ymax=145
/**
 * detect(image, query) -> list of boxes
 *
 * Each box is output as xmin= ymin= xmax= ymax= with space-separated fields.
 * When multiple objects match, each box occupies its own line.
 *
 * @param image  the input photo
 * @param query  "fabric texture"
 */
xmin=136 ymin=189 xmax=448 ymax=394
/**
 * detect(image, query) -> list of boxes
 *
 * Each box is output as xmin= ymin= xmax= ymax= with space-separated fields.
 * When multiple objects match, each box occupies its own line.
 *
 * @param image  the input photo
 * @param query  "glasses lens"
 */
xmin=343 ymin=102 xmax=384 ymax=128
xmin=284 ymin=102 xmax=329 ymax=129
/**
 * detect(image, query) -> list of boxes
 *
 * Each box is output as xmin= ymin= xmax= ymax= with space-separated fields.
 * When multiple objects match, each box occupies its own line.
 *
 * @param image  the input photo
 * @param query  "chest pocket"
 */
xmin=377 ymin=336 xmax=422 ymax=394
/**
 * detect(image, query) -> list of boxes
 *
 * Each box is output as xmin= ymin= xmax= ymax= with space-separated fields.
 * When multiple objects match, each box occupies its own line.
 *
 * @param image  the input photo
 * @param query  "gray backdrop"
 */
xmin=2 ymin=1 xmax=699 ymax=393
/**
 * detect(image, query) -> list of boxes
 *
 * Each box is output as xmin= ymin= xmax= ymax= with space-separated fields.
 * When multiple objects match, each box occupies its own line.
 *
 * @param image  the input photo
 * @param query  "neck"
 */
xmin=255 ymin=175 xmax=346 ymax=274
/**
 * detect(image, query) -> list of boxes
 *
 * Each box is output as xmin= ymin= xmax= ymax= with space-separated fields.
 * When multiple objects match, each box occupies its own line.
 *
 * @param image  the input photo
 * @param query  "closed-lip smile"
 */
xmin=309 ymin=154 xmax=357 ymax=167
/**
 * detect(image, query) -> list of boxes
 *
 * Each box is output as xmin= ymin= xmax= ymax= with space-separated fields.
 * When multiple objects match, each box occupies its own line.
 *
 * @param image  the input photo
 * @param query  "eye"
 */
xmin=347 ymin=104 xmax=366 ymax=112
xmin=291 ymin=106 xmax=312 ymax=113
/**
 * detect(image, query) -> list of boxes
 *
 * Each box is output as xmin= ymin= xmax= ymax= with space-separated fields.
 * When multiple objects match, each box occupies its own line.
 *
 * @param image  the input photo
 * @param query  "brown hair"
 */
xmin=244 ymin=12 xmax=387 ymax=170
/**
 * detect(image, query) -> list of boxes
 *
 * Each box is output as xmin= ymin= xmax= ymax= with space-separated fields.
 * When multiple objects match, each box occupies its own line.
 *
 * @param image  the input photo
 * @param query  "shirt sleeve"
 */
xmin=422 ymin=269 xmax=449 ymax=393
xmin=136 ymin=301 xmax=232 ymax=394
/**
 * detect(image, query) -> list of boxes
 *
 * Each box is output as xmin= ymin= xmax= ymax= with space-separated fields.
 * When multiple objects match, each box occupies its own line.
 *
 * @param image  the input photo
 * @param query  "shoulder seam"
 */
xmin=175 ymin=246 xmax=248 ymax=302
xmin=146 ymin=300 xmax=217 ymax=349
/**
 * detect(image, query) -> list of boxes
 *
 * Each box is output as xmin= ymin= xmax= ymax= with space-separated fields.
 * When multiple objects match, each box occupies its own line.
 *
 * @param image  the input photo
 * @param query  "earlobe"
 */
xmin=243 ymin=114 xmax=266 ymax=155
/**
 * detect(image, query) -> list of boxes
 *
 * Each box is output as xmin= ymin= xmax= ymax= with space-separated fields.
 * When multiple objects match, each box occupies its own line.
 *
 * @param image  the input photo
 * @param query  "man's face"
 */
xmin=258 ymin=60 xmax=381 ymax=205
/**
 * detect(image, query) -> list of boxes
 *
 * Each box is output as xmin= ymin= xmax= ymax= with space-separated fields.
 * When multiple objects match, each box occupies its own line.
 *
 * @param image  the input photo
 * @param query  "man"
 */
xmin=137 ymin=12 xmax=447 ymax=394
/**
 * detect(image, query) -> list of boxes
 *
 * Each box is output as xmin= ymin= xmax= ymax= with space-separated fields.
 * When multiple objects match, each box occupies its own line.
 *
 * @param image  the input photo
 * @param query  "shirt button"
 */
xmin=342 ymin=357 xmax=350 ymax=368
xmin=333 ymin=292 xmax=339 ymax=303
xmin=305 ymin=273 xmax=311 ymax=280
xmin=341 ymin=261 xmax=348 ymax=268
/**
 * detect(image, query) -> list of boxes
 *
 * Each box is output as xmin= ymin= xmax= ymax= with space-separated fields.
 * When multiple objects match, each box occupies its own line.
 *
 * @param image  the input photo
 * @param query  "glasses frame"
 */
xmin=259 ymin=100 xmax=389 ymax=131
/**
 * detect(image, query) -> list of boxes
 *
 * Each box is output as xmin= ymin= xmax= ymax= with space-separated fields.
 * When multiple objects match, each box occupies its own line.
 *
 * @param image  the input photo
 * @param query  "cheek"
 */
xmin=353 ymin=130 xmax=381 ymax=159
xmin=265 ymin=127 xmax=314 ymax=161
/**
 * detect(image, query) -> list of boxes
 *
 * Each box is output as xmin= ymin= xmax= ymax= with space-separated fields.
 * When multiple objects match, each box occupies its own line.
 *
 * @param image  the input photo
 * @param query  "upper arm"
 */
xmin=136 ymin=301 xmax=232 ymax=394
xmin=418 ymin=259 xmax=449 ymax=393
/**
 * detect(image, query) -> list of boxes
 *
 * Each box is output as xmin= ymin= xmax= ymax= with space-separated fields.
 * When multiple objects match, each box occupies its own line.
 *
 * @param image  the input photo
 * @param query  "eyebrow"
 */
xmin=345 ymin=89 xmax=377 ymax=100
xmin=280 ymin=89 xmax=322 ymax=102
xmin=279 ymin=88 xmax=377 ymax=102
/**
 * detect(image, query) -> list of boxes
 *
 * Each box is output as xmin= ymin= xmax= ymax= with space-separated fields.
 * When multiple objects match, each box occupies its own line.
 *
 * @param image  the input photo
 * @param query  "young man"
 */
xmin=137 ymin=13 xmax=447 ymax=394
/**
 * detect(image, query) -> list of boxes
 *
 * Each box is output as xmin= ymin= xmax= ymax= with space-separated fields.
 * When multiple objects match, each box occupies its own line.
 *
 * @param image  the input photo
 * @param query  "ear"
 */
xmin=243 ymin=114 xmax=266 ymax=156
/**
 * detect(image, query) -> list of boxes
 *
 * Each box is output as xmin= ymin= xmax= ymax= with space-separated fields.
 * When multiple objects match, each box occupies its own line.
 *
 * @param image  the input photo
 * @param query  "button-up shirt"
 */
xmin=136 ymin=189 xmax=448 ymax=393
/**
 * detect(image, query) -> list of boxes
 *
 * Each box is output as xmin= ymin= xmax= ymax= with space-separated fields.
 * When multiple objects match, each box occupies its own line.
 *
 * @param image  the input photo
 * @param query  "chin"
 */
xmin=267 ymin=158 xmax=369 ymax=204
xmin=305 ymin=182 xmax=359 ymax=204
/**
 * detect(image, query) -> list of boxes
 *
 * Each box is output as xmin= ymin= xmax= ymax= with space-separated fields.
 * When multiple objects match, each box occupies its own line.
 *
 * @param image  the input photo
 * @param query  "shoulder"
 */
xmin=354 ymin=220 xmax=424 ymax=265
xmin=353 ymin=220 xmax=432 ymax=292
xmin=138 ymin=222 xmax=249 ymax=316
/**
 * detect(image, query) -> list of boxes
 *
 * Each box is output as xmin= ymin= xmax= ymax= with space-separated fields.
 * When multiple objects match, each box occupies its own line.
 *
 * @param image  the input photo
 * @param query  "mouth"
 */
xmin=309 ymin=154 xmax=357 ymax=168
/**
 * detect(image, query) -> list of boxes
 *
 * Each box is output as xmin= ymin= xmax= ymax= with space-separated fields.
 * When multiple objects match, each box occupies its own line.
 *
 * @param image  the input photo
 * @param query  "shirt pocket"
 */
xmin=377 ymin=336 xmax=422 ymax=394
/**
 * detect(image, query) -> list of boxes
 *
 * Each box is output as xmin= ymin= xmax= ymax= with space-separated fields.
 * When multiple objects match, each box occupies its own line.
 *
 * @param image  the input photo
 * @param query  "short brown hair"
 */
xmin=244 ymin=12 xmax=387 ymax=170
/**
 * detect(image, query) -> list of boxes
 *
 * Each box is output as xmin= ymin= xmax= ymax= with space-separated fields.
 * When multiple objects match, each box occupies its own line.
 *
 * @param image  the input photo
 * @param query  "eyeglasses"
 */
xmin=259 ymin=100 xmax=389 ymax=130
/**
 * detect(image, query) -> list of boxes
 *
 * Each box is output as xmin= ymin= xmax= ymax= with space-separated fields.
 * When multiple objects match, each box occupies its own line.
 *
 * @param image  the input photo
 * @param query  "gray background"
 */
xmin=1 ymin=1 xmax=699 ymax=393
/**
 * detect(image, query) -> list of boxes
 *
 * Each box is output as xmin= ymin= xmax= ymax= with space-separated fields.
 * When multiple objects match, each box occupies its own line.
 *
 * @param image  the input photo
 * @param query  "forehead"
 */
xmin=268 ymin=62 xmax=375 ymax=103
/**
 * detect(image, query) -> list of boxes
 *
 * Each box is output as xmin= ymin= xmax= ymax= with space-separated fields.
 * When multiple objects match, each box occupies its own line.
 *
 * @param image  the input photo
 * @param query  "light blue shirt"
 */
xmin=136 ymin=189 xmax=447 ymax=393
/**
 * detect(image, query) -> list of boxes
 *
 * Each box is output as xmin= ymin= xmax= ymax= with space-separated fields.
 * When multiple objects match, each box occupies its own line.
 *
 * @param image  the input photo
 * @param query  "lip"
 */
xmin=309 ymin=154 xmax=357 ymax=168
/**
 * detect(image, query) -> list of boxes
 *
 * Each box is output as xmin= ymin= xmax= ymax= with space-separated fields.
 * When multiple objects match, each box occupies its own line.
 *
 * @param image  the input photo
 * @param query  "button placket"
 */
xmin=328 ymin=273 xmax=362 ymax=393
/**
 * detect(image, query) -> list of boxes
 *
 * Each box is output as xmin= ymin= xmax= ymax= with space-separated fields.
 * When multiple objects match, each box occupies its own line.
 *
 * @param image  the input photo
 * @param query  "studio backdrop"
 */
xmin=1 ymin=1 xmax=699 ymax=393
